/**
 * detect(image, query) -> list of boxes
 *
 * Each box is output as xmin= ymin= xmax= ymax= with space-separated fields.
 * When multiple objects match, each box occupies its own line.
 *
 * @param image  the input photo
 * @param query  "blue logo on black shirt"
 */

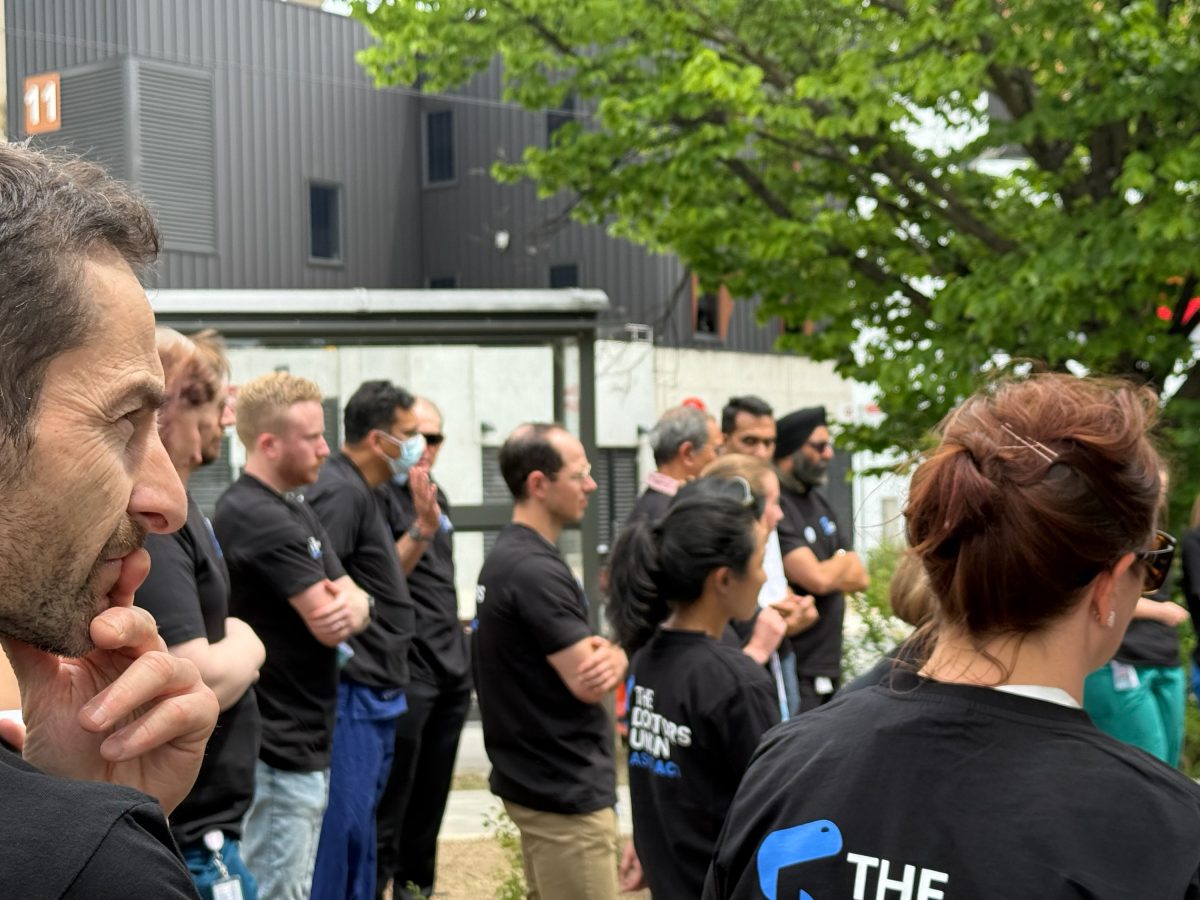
xmin=757 ymin=819 xmax=843 ymax=900
xmin=308 ymin=536 xmax=323 ymax=560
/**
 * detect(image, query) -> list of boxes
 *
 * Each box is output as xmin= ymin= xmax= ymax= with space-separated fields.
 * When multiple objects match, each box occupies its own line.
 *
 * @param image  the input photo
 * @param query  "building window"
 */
xmin=549 ymin=263 xmax=579 ymax=289
xmin=429 ymin=275 xmax=457 ymax=289
xmin=691 ymin=275 xmax=733 ymax=339
xmin=425 ymin=110 xmax=455 ymax=184
xmin=308 ymin=182 xmax=341 ymax=262
xmin=547 ymin=94 xmax=576 ymax=147
xmin=695 ymin=290 xmax=719 ymax=335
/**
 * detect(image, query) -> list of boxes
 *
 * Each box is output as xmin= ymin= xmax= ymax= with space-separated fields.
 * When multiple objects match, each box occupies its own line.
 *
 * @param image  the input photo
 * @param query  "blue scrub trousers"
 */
xmin=310 ymin=680 xmax=407 ymax=900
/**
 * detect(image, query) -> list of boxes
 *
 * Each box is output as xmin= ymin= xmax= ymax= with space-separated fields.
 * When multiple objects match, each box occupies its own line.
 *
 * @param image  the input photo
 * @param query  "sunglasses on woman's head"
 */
xmin=1136 ymin=530 xmax=1176 ymax=595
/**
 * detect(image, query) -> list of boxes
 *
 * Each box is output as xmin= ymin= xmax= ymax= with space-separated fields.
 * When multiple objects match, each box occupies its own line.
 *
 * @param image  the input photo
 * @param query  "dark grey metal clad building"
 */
xmin=4 ymin=0 xmax=782 ymax=354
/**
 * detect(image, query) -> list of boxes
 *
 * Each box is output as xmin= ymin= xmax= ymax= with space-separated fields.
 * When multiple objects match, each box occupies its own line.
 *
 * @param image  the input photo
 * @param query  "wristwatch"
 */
xmin=408 ymin=524 xmax=434 ymax=542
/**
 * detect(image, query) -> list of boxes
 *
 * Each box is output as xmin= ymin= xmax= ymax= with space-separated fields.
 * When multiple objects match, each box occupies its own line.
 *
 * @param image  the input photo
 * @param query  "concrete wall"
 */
xmin=222 ymin=343 xmax=558 ymax=620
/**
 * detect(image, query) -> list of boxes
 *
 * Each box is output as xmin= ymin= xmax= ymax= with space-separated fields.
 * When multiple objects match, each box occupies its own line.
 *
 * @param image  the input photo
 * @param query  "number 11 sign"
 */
xmin=24 ymin=72 xmax=61 ymax=135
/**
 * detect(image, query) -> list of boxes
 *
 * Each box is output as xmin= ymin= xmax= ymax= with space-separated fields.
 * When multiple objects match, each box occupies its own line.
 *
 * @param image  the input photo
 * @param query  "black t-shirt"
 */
xmin=1117 ymin=618 xmax=1181 ymax=667
xmin=214 ymin=473 xmax=346 ymax=772
xmin=625 ymin=486 xmax=673 ymax=527
xmin=1184 ymin=528 xmax=1200 ymax=667
xmin=776 ymin=485 xmax=850 ymax=678
xmin=379 ymin=478 xmax=469 ymax=688
xmin=628 ymin=629 xmax=779 ymax=899
xmin=137 ymin=493 xmax=261 ymax=845
xmin=0 ymin=744 xmax=199 ymax=898
xmin=705 ymin=673 xmax=1200 ymax=899
xmin=305 ymin=453 xmax=415 ymax=689
xmin=473 ymin=523 xmax=616 ymax=814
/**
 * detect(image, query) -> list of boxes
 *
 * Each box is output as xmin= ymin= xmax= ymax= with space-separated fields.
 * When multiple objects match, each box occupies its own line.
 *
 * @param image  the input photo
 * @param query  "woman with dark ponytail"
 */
xmin=707 ymin=374 xmax=1200 ymax=900
xmin=609 ymin=477 xmax=779 ymax=898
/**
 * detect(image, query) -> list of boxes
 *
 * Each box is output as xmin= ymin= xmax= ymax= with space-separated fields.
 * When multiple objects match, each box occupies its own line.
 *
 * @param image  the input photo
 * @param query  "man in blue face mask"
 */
xmin=305 ymin=380 xmax=419 ymax=900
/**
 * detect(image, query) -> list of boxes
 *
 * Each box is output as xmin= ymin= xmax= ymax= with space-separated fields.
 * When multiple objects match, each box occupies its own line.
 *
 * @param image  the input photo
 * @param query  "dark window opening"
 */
xmin=429 ymin=276 xmax=457 ymax=289
xmin=695 ymin=291 xmax=719 ymax=335
xmin=550 ymin=263 xmax=579 ymax=289
xmin=426 ymin=110 xmax=455 ymax=184
xmin=547 ymin=95 xmax=576 ymax=146
xmin=309 ymin=183 xmax=341 ymax=261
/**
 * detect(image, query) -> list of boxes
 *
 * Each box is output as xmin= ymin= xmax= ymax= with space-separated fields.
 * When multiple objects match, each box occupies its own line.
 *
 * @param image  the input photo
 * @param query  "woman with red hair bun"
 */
xmin=706 ymin=374 xmax=1200 ymax=900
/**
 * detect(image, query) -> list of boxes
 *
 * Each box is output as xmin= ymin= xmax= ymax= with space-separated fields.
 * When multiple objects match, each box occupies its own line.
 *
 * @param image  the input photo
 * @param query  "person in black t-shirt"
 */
xmin=214 ymin=372 xmax=372 ymax=900
xmin=774 ymin=405 xmax=869 ymax=712
xmin=307 ymin=380 xmax=419 ymax=900
xmin=608 ymin=477 xmax=779 ymax=899
xmin=707 ymin=374 xmax=1200 ymax=900
xmin=626 ymin=405 xmax=722 ymax=526
xmin=375 ymin=397 xmax=471 ymax=900
xmin=138 ymin=328 xmax=266 ymax=899
xmin=0 ymin=144 xmax=224 ymax=899
xmin=475 ymin=423 xmax=626 ymax=899
xmin=1181 ymin=503 xmax=1200 ymax=700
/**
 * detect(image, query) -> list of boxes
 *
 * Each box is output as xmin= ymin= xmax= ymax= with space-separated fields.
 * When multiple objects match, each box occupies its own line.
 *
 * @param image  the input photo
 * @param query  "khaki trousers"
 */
xmin=502 ymin=799 xmax=619 ymax=900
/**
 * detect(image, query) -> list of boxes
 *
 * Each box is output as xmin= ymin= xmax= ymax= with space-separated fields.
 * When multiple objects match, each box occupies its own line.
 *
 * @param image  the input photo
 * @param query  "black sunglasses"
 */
xmin=422 ymin=432 xmax=445 ymax=447
xmin=1135 ymin=530 xmax=1176 ymax=595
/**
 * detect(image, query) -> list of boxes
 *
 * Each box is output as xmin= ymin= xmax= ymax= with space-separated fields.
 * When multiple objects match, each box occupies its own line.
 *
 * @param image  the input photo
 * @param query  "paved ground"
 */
xmin=444 ymin=721 xmax=631 ymax=839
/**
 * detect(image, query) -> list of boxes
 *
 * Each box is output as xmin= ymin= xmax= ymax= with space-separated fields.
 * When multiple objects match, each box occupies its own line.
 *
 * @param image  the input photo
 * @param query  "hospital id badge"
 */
xmin=211 ymin=877 xmax=244 ymax=900
xmin=1111 ymin=660 xmax=1140 ymax=692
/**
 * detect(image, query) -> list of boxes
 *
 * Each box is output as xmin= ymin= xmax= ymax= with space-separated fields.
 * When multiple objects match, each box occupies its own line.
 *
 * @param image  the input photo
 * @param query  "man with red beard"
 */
xmin=214 ymin=372 xmax=372 ymax=900
xmin=0 ymin=144 xmax=219 ymax=897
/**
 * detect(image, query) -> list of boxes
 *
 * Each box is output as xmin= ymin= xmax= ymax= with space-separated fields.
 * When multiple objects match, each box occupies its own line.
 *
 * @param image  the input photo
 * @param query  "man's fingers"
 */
xmin=577 ymin=650 xmax=607 ymax=678
xmin=78 ymin=651 xmax=203 ymax=733
xmin=309 ymin=596 xmax=349 ymax=624
xmin=99 ymin=683 xmax=217 ymax=762
xmin=89 ymin=605 xmax=168 ymax=658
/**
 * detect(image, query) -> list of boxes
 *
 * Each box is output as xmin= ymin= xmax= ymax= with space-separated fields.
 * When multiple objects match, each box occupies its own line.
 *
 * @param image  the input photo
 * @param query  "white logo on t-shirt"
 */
xmin=308 ymin=536 xmax=322 ymax=560
xmin=804 ymin=525 xmax=818 ymax=544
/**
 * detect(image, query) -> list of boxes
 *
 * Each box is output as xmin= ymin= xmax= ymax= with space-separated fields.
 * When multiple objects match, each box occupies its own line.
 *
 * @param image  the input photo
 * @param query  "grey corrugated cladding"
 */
xmin=137 ymin=61 xmax=217 ymax=253
xmin=416 ymin=58 xmax=781 ymax=353
xmin=6 ymin=0 xmax=422 ymax=290
xmin=4 ymin=0 xmax=781 ymax=352
xmin=55 ymin=59 xmax=128 ymax=180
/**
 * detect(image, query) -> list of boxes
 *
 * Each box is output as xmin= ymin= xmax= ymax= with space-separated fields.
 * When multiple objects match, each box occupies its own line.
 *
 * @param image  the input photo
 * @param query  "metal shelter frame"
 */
xmin=150 ymin=287 xmax=609 ymax=626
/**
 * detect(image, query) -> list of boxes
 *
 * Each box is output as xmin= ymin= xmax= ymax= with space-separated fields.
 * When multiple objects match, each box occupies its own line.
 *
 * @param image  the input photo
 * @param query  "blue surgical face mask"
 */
xmin=380 ymin=432 xmax=426 ymax=478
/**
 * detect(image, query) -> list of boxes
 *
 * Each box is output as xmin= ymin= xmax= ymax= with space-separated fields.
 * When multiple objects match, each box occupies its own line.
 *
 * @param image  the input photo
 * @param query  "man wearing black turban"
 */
xmin=773 ymin=406 xmax=869 ymax=713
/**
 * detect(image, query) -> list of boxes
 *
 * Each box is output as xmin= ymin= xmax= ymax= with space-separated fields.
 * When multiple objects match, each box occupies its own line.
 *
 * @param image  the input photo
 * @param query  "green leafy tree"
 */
xmin=351 ymin=0 xmax=1200 ymax=457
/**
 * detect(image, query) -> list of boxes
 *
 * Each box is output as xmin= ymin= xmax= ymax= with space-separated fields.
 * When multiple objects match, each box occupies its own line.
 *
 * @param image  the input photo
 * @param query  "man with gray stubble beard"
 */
xmin=0 ymin=142 xmax=219 ymax=898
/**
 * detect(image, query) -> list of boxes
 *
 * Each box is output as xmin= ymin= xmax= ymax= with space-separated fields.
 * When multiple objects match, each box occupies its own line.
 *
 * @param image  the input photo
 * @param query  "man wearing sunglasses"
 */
xmin=773 ymin=406 xmax=869 ymax=713
xmin=375 ymin=397 xmax=471 ymax=900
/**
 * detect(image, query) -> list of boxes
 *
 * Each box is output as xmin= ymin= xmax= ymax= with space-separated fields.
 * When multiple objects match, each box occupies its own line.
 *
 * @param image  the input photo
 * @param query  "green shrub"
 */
xmin=484 ymin=810 xmax=526 ymax=900
xmin=842 ymin=540 xmax=912 ymax=680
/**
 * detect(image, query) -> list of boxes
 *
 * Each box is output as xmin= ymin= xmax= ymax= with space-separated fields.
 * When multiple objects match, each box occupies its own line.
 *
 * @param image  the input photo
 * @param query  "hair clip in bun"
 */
xmin=998 ymin=423 xmax=1058 ymax=463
